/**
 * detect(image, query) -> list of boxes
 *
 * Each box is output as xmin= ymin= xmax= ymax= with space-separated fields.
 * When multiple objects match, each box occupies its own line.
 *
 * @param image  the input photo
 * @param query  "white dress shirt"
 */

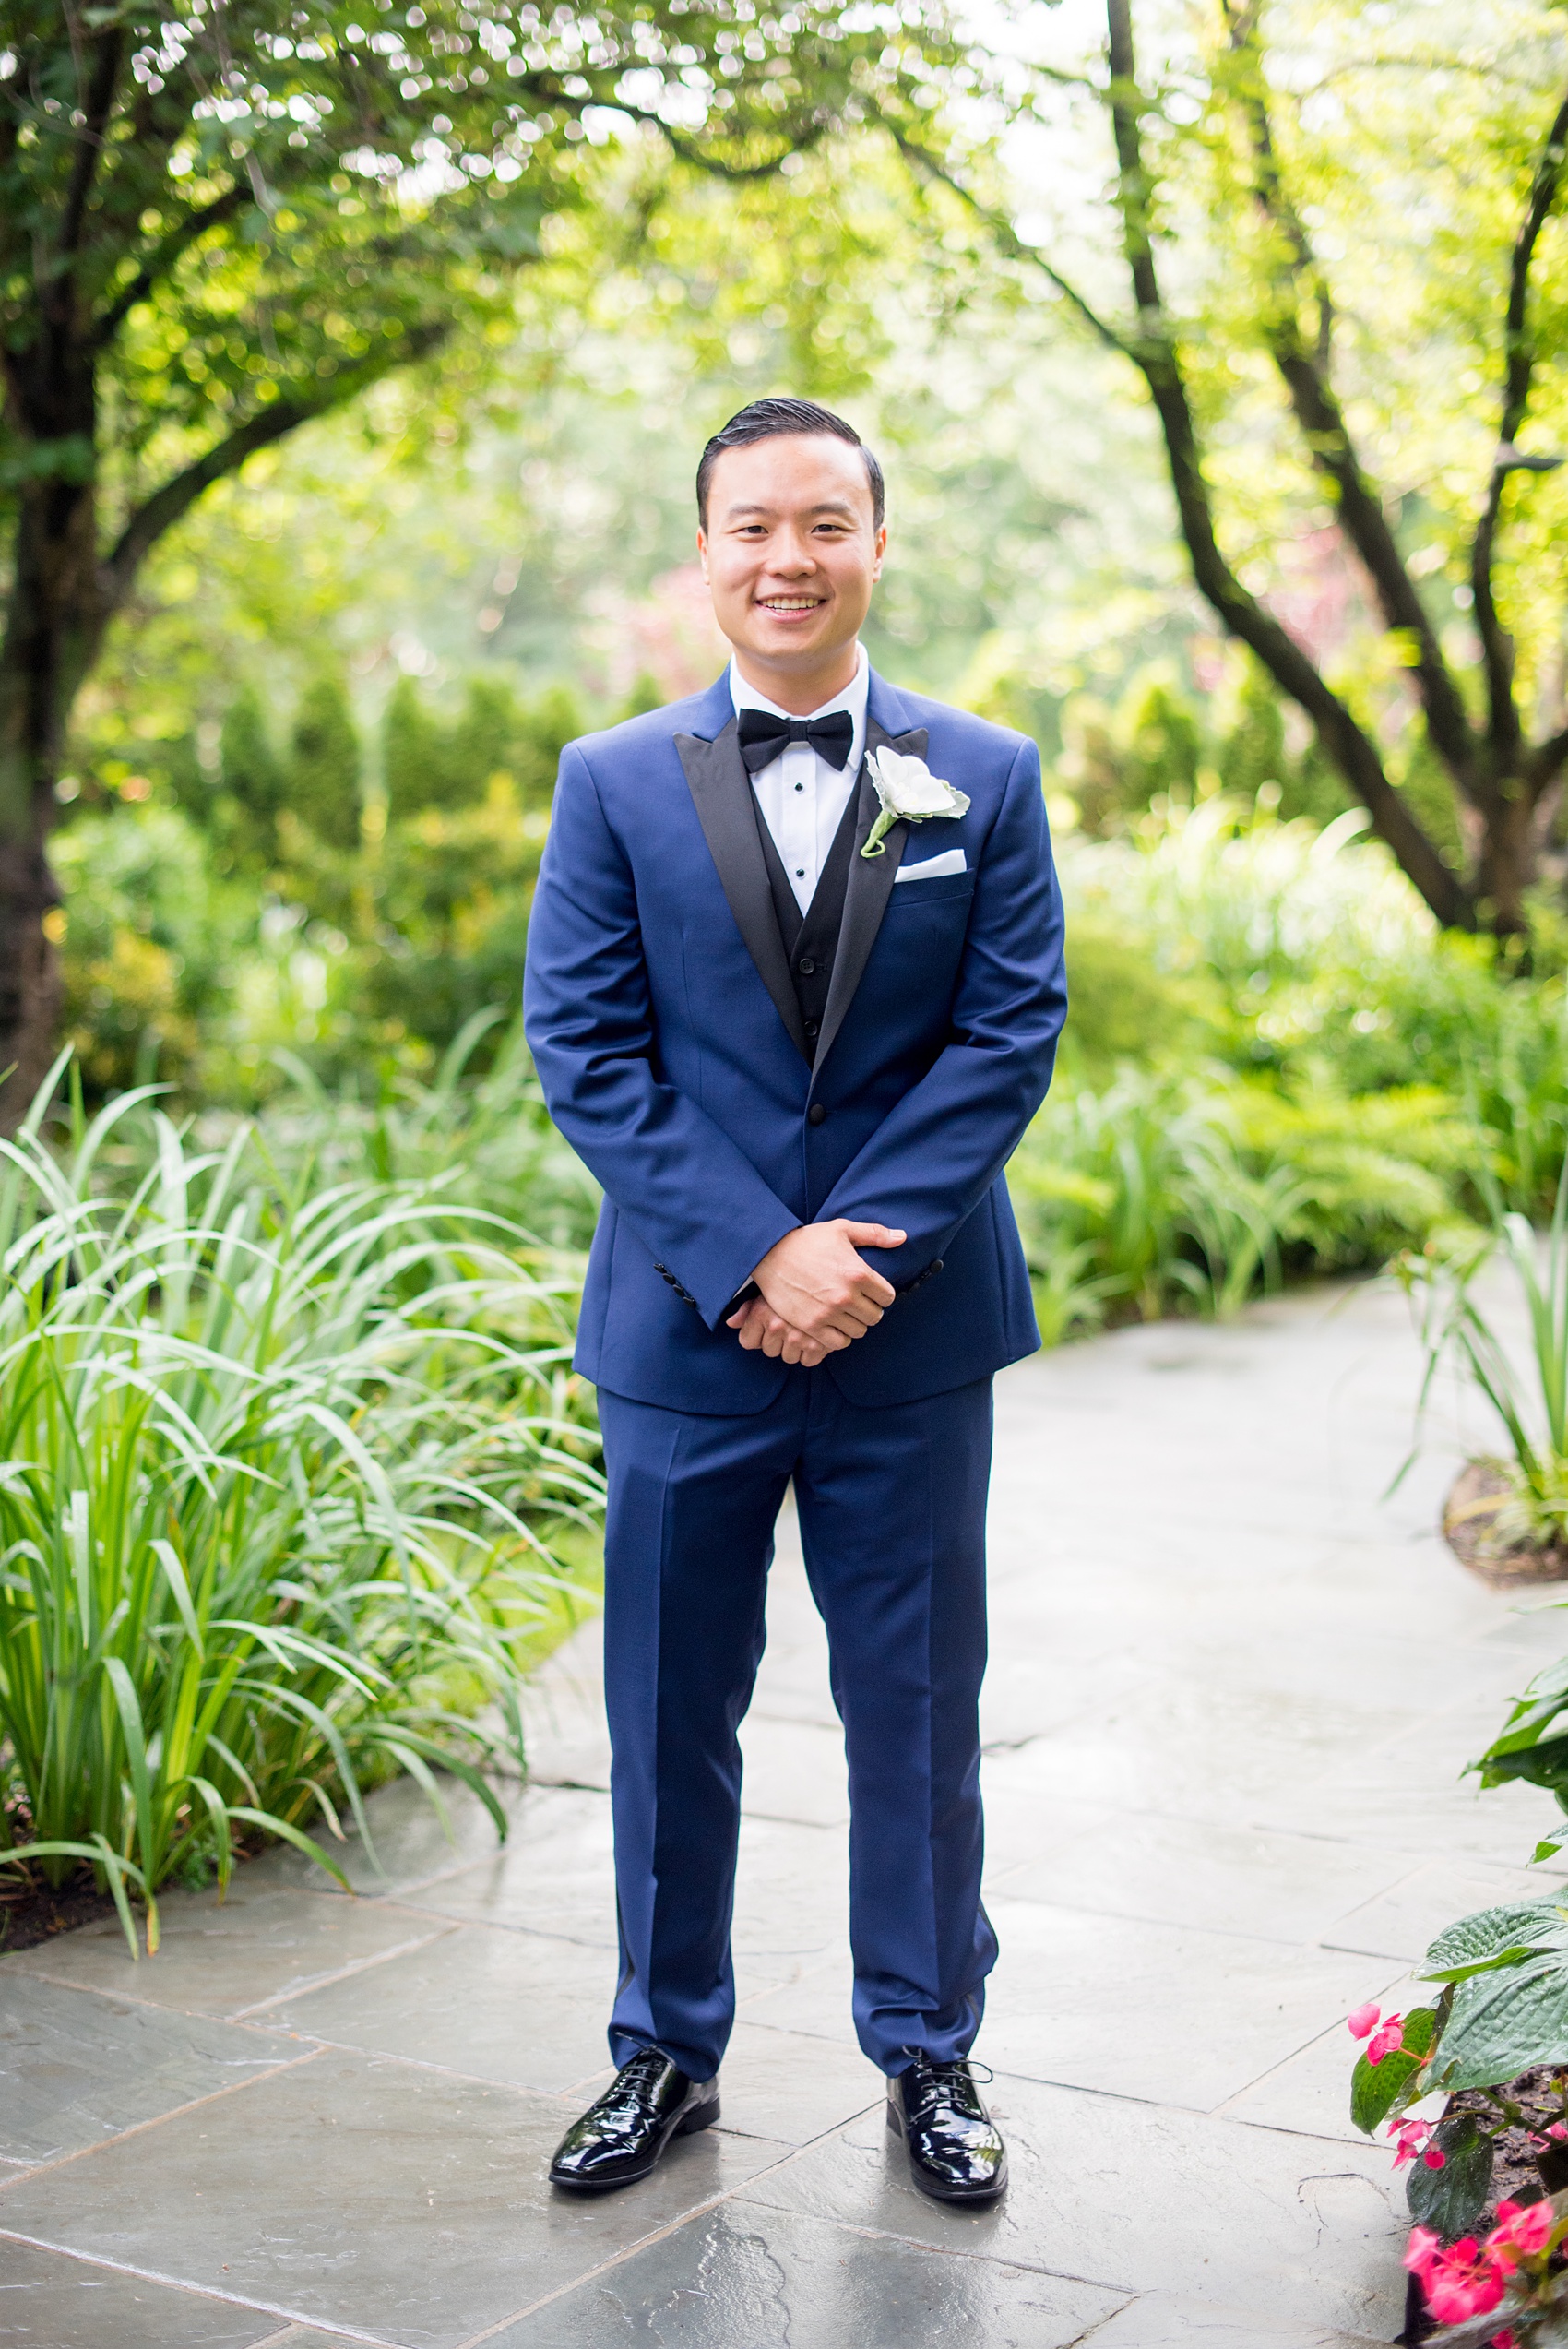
xmin=729 ymin=648 xmax=869 ymax=915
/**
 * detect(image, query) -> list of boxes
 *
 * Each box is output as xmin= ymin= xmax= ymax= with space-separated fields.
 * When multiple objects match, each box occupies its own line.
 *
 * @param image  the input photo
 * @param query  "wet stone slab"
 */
xmin=0 ymin=1972 xmax=296 ymax=2166
xmin=735 ymin=2073 xmax=1405 ymax=2339
xmin=482 ymin=2199 xmax=1128 ymax=2348
xmin=0 ymin=2046 xmax=792 ymax=2349
xmin=0 ymin=2236 xmax=287 ymax=2348
xmin=267 ymin=1923 xmax=620 ymax=2096
xmin=977 ymin=1896 xmax=1396 ymax=2113
xmin=5 ymin=1886 xmax=452 ymax=2022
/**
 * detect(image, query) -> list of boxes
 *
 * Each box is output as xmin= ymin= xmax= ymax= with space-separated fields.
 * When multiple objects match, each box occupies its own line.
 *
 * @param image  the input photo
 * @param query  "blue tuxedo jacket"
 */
xmin=523 ymin=667 xmax=1068 ymax=1412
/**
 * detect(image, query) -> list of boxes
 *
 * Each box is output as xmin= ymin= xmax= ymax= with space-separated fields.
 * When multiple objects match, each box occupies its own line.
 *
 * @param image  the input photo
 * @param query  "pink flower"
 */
xmin=1491 ymin=2332 xmax=1516 ymax=2348
xmin=1387 ymin=2118 xmax=1445 ymax=2172
xmin=1488 ymin=2198 xmax=1557 ymax=2265
xmin=1419 ymin=2238 xmax=1507 ymax=2326
xmin=1405 ymin=2227 xmax=1441 ymax=2277
xmin=1366 ymin=2019 xmax=1407 ymax=2067
xmin=1348 ymin=2002 xmax=1382 ymax=2040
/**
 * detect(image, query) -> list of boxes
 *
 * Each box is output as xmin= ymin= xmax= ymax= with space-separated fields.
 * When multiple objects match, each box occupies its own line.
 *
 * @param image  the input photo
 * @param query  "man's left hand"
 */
xmin=726 ymin=1297 xmax=834 ymax=1365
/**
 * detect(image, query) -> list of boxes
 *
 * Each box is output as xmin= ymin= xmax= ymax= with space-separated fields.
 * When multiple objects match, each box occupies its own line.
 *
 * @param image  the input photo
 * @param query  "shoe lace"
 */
xmin=592 ymin=2045 xmax=671 ymax=2128
xmin=900 ymin=2052 xmax=992 ymax=2125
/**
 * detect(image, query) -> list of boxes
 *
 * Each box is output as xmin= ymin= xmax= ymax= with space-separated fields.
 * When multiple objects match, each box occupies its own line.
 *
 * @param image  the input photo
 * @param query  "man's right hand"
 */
xmin=736 ymin=1220 xmax=907 ymax=1357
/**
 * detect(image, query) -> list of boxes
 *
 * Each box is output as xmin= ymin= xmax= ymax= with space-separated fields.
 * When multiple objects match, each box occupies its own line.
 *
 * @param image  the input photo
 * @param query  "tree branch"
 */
xmin=660 ymin=120 xmax=832 ymax=182
xmin=1103 ymin=0 xmax=1471 ymax=928
xmin=1471 ymin=83 xmax=1568 ymax=769
xmin=93 ymin=186 xmax=248 ymax=350
xmin=1526 ymin=720 xmax=1568 ymax=800
xmin=57 ymin=23 xmax=123 ymax=266
xmin=1221 ymin=4 xmax=1481 ymax=799
xmin=879 ymin=118 xmax=1133 ymax=356
xmin=102 ymin=324 xmax=448 ymax=600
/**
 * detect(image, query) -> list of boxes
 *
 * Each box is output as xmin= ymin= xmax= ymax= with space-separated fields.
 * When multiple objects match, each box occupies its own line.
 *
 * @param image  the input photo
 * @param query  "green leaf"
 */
xmin=1406 ymin=2116 xmax=1494 ymax=2240
xmin=1435 ymin=1952 xmax=1568 ymax=2091
xmin=1 ymin=1838 xmax=149 ymax=1960
xmin=1351 ymin=2045 xmax=1423 ymax=2132
xmin=1422 ymin=1902 xmax=1568 ymax=1978
xmin=226 ymin=1807 xmax=350 ymax=1892
xmin=102 ymin=1658 xmax=156 ymax=1888
xmin=1350 ymin=2007 xmax=1443 ymax=2135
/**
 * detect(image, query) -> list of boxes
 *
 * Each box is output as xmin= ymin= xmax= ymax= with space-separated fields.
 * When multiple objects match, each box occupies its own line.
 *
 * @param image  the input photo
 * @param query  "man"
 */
xmin=523 ymin=396 xmax=1066 ymax=2204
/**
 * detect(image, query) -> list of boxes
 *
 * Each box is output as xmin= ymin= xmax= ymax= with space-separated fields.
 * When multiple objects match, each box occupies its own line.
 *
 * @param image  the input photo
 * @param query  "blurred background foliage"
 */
xmin=43 ymin=1 xmax=1568 ymax=1341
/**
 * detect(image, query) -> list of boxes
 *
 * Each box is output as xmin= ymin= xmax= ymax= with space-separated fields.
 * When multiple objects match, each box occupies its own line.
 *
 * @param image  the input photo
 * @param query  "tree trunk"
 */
xmin=0 ymin=355 xmax=111 ymax=1131
xmin=1470 ymin=781 xmax=1541 ymax=940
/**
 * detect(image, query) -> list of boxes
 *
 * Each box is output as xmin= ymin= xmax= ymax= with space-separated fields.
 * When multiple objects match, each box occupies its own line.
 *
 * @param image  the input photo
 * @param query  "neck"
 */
xmin=731 ymin=643 xmax=861 ymax=717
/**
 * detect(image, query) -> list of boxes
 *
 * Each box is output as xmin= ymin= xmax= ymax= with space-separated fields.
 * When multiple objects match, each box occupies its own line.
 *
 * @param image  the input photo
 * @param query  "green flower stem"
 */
xmin=860 ymin=808 xmax=897 ymax=860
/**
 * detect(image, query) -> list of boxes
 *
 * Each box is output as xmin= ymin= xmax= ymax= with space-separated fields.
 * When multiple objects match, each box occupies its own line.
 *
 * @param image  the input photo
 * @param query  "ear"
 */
xmin=871 ymin=522 xmax=887 ymax=582
xmin=696 ymin=526 xmax=710 ymax=583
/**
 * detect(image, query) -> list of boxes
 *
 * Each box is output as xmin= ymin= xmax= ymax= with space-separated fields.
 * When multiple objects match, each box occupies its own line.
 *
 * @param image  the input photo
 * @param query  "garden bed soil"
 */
xmin=1443 ymin=1461 xmax=1568 ymax=1587
xmin=1445 ymin=2067 xmax=1568 ymax=2212
xmin=0 ymin=1866 xmax=118 ymax=1954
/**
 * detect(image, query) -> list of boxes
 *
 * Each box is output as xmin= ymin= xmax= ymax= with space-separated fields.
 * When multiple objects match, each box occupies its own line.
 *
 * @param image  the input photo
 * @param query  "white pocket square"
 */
xmin=895 ymin=848 xmax=968 ymax=883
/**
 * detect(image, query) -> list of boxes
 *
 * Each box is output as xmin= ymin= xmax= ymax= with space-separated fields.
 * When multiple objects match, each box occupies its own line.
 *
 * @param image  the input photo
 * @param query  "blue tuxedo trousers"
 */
xmin=599 ymin=1371 xmax=998 ymax=2083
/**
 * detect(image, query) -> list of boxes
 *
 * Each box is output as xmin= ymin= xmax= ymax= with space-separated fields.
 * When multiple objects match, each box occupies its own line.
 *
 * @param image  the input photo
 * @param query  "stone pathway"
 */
xmin=6 ymin=1277 xmax=1567 ymax=2347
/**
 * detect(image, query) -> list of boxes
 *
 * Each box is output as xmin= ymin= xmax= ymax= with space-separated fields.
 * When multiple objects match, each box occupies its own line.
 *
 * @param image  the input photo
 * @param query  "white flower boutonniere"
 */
xmin=861 ymin=746 xmax=970 ymax=859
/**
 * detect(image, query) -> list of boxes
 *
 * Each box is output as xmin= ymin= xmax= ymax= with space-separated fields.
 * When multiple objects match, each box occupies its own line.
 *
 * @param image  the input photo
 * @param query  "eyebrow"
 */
xmin=722 ymin=499 xmax=861 ymax=520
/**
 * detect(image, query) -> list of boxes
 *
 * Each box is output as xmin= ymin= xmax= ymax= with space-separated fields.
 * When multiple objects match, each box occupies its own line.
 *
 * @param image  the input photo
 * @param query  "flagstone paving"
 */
xmin=5 ymin=1274 xmax=1566 ymax=2347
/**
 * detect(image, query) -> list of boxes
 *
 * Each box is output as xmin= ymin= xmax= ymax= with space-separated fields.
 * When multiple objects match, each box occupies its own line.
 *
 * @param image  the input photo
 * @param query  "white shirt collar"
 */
xmin=728 ymin=645 xmax=869 ymax=743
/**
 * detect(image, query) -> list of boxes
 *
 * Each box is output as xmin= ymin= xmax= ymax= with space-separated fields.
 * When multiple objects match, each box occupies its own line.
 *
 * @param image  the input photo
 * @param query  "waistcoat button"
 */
xmin=798 ymin=956 xmax=815 ymax=975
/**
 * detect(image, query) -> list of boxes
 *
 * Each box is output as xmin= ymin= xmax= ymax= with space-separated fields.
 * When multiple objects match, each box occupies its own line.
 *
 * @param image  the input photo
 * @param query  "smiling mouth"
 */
xmin=755 ymin=595 xmax=826 ymax=614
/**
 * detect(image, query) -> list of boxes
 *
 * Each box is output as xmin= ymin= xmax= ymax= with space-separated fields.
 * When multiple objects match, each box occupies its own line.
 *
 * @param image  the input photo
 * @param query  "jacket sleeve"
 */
xmin=523 ymin=743 xmax=801 ymax=1328
xmin=814 ymin=734 xmax=1067 ymax=1285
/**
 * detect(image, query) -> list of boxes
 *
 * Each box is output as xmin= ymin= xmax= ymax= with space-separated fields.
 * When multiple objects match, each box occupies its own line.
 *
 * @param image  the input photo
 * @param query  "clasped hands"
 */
xmin=725 ymin=1220 xmax=907 ymax=1368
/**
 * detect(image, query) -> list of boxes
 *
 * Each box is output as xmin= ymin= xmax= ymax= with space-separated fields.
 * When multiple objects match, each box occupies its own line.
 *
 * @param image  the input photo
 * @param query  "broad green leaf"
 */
xmin=1474 ymin=1734 xmax=1568 ymax=1795
xmin=1423 ymin=1902 xmax=1568 ymax=1977
xmin=1435 ymin=1953 xmax=1568 ymax=2091
xmin=1406 ymin=2116 xmax=1494 ymax=2240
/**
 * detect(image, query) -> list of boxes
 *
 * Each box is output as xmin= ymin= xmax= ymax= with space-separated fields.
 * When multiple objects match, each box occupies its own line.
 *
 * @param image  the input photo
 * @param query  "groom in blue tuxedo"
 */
xmin=525 ymin=398 xmax=1066 ymax=2202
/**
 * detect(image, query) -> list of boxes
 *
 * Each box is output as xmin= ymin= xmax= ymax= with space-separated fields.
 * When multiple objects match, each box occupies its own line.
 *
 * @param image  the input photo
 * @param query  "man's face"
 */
xmin=697 ymin=433 xmax=885 ymax=682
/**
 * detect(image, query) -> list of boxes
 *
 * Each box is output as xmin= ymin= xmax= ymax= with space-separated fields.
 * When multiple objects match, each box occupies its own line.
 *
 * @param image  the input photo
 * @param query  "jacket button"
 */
xmin=798 ymin=956 xmax=815 ymax=975
xmin=808 ymin=1103 xmax=826 ymax=1127
xmin=931 ymin=1258 xmax=944 ymax=1274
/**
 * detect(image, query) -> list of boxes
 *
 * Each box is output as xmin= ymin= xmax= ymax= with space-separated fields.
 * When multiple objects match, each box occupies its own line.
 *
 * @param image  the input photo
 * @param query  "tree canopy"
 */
xmin=914 ymin=0 xmax=1568 ymax=935
xmin=0 ymin=0 xmax=957 ymax=1111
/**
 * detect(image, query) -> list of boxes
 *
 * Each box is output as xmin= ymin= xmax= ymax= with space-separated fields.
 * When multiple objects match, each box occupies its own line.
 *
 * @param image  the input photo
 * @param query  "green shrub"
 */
xmin=288 ymin=676 xmax=362 ymax=853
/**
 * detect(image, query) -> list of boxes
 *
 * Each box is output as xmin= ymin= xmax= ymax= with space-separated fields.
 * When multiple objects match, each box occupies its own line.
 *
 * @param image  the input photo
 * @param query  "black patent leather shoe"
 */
xmin=887 ymin=2054 xmax=1008 ymax=2203
xmin=549 ymin=2047 xmax=719 ymax=2192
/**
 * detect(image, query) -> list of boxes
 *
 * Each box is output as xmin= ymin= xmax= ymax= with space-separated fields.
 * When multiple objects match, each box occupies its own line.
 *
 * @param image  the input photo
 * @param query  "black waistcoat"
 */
xmin=749 ymin=773 xmax=863 ymax=1063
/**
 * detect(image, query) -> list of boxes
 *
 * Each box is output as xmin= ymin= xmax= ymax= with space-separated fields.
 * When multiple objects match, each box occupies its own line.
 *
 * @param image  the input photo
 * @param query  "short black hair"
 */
xmin=696 ymin=397 xmax=885 ymax=531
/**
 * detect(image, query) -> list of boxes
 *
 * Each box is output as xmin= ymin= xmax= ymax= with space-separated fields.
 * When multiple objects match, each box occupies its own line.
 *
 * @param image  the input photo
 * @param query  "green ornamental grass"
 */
xmin=0 ymin=1055 xmax=602 ymax=1955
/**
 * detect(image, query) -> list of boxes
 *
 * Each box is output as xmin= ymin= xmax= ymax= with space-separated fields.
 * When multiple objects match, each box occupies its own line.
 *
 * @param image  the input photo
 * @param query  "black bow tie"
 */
xmin=736 ymin=707 xmax=855 ymax=773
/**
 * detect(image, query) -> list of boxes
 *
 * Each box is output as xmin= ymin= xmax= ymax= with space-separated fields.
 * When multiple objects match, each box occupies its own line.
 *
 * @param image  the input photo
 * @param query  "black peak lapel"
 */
xmin=811 ymin=721 xmax=929 ymax=1086
xmin=676 ymin=720 xmax=812 ymax=1062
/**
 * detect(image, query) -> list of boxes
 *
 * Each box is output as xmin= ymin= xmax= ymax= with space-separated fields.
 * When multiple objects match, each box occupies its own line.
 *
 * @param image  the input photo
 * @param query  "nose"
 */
xmin=766 ymin=527 xmax=818 ymax=577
